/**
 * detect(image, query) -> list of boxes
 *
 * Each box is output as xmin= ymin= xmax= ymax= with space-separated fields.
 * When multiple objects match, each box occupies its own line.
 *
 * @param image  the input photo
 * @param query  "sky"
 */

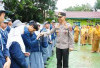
xmin=56 ymin=0 xmax=97 ymax=12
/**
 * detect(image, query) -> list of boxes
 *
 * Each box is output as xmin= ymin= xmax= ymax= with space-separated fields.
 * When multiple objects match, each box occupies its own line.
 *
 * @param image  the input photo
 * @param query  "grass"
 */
xmin=66 ymin=19 xmax=96 ymax=26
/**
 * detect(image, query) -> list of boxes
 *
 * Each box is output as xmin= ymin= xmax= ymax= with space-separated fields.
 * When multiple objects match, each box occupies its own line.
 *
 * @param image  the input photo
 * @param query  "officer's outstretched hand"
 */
xmin=3 ymin=57 xmax=11 ymax=68
xmin=37 ymin=33 xmax=44 ymax=39
xmin=69 ymin=48 xmax=74 ymax=52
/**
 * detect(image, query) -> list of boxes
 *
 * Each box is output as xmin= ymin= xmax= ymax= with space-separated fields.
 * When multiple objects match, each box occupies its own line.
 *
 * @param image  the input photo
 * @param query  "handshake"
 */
xmin=36 ymin=32 xmax=46 ymax=39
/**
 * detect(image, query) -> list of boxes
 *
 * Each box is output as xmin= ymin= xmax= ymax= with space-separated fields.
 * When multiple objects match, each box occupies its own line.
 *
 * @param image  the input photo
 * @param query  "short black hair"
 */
xmin=30 ymin=23 xmax=38 ymax=31
xmin=0 ymin=11 xmax=5 ymax=16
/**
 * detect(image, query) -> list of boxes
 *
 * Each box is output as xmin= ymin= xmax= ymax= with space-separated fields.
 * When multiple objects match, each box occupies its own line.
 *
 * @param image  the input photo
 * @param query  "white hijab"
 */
xmin=6 ymin=25 xmax=26 ymax=53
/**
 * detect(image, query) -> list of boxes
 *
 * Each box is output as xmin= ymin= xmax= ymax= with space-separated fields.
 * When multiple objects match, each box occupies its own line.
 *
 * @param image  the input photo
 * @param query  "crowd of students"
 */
xmin=0 ymin=8 xmax=57 ymax=68
xmin=73 ymin=25 xmax=100 ymax=53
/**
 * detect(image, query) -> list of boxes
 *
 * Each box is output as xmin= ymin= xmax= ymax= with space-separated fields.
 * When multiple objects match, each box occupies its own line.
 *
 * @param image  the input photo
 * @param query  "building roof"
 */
xmin=56 ymin=11 xmax=100 ymax=19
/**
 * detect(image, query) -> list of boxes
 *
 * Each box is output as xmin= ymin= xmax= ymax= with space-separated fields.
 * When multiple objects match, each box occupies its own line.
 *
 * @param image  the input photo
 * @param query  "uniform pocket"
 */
xmin=56 ymin=37 xmax=60 ymax=43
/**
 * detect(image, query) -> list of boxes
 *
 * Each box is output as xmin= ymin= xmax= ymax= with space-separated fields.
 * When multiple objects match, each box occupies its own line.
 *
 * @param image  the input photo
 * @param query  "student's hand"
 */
xmin=40 ymin=32 xmax=46 ymax=36
xmin=49 ymin=41 xmax=52 ymax=44
xmin=69 ymin=48 xmax=74 ymax=52
xmin=3 ymin=57 xmax=11 ymax=68
xmin=37 ymin=33 xmax=44 ymax=39
xmin=37 ymin=34 xmax=41 ymax=39
xmin=24 ymin=52 xmax=30 ymax=57
xmin=3 ymin=62 xmax=10 ymax=68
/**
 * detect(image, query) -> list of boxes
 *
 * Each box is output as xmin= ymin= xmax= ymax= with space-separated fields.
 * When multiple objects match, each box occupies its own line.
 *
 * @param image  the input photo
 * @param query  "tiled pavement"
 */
xmin=47 ymin=44 xmax=100 ymax=68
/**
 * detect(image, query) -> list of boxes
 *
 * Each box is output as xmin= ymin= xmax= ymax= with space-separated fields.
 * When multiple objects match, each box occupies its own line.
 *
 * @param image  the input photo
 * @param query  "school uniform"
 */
xmin=74 ymin=26 xmax=79 ymax=43
xmin=6 ymin=26 xmax=11 ymax=33
xmin=0 ymin=28 xmax=8 ymax=45
xmin=40 ymin=28 xmax=50 ymax=64
xmin=80 ymin=28 xmax=87 ymax=45
xmin=21 ymin=26 xmax=32 ymax=67
xmin=7 ymin=25 xmax=28 ymax=68
xmin=46 ymin=26 xmax=53 ymax=58
xmin=22 ymin=27 xmax=48 ymax=68
xmin=30 ymin=32 xmax=48 ymax=68
xmin=0 ymin=60 xmax=3 ymax=68
xmin=0 ymin=36 xmax=4 ymax=68
xmin=9 ymin=42 xmax=28 ymax=68
xmin=0 ymin=28 xmax=10 ymax=57
xmin=50 ymin=24 xmax=56 ymax=52
xmin=0 ymin=30 xmax=10 ymax=68
xmin=47 ymin=29 xmax=52 ymax=57
xmin=92 ymin=27 xmax=100 ymax=52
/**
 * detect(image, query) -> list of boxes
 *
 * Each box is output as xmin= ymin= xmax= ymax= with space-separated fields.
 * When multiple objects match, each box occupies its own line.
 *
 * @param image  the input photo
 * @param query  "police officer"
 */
xmin=46 ymin=12 xmax=74 ymax=68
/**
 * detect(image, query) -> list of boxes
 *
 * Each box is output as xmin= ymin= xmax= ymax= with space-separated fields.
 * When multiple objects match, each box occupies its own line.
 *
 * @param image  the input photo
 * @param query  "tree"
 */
xmin=3 ymin=0 xmax=57 ymax=22
xmin=64 ymin=3 xmax=92 ymax=11
xmin=94 ymin=0 xmax=100 ymax=10
xmin=34 ymin=0 xmax=57 ymax=20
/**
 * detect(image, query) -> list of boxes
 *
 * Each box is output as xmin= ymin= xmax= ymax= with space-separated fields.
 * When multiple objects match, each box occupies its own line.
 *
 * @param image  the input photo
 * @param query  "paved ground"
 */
xmin=47 ymin=44 xmax=100 ymax=68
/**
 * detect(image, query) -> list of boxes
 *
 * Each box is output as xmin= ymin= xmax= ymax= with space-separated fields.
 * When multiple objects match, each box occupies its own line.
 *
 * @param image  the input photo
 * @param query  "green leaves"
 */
xmin=3 ymin=0 xmax=57 ymax=22
xmin=64 ymin=3 xmax=92 ymax=11
xmin=95 ymin=0 xmax=100 ymax=9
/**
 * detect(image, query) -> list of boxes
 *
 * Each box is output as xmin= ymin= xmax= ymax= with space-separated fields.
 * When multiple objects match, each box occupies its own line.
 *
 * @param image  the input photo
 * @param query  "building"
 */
xmin=65 ymin=11 xmax=100 ymax=19
xmin=56 ymin=11 xmax=100 ymax=25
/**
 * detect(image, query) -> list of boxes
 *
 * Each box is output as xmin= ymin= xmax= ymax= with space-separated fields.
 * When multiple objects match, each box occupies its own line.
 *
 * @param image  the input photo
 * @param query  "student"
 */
xmin=30 ymin=32 xmax=48 ymax=68
xmin=47 ymin=22 xmax=52 ymax=58
xmin=92 ymin=24 xmax=100 ymax=53
xmin=6 ymin=20 xmax=29 ymax=68
xmin=87 ymin=26 xmax=93 ymax=45
xmin=74 ymin=25 xmax=79 ymax=43
xmin=0 ymin=8 xmax=11 ymax=68
xmin=22 ymin=22 xmax=48 ymax=68
xmin=6 ymin=18 xmax=12 ymax=33
xmin=80 ymin=26 xmax=87 ymax=45
xmin=21 ymin=22 xmax=39 ymax=67
xmin=41 ymin=22 xmax=51 ymax=65
xmin=0 ymin=19 xmax=9 ymax=45
xmin=50 ymin=20 xmax=56 ymax=54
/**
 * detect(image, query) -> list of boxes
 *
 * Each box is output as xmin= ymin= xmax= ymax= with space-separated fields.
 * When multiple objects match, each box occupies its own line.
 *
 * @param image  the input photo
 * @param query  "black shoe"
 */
xmin=47 ymin=58 xmax=50 ymax=61
xmin=44 ymin=63 xmax=48 ymax=65
xmin=52 ymin=51 xmax=54 ymax=56
xmin=44 ymin=65 xmax=47 ymax=68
